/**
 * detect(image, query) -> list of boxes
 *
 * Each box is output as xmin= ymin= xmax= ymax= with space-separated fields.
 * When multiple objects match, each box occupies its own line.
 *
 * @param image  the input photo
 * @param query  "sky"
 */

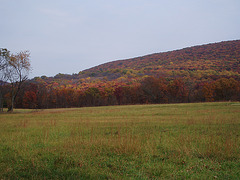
xmin=1 ymin=0 xmax=240 ymax=78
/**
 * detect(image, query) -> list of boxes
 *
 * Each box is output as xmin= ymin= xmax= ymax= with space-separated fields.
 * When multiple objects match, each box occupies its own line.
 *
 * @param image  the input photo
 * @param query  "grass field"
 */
xmin=0 ymin=102 xmax=239 ymax=179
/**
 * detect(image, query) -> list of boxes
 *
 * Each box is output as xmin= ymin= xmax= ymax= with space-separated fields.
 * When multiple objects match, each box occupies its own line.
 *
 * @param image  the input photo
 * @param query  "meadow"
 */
xmin=0 ymin=102 xmax=239 ymax=179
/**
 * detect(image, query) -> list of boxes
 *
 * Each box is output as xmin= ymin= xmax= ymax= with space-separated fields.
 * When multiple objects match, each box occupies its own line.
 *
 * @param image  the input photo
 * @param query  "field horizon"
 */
xmin=0 ymin=102 xmax=239 ymax=179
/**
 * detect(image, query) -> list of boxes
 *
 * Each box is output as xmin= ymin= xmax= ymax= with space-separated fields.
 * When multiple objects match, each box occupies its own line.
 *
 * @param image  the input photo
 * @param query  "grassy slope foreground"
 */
xmin=0 ymin=102 xmax=239 ymax=179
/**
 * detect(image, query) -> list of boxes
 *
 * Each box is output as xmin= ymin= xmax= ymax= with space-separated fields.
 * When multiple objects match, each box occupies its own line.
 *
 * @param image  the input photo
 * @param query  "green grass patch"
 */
xmin=0 ymin=102 xmax=239 ymax=179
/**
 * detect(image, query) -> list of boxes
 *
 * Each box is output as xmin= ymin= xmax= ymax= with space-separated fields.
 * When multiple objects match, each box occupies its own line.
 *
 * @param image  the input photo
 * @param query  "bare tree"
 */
xmin=4 ymin=50 xmax=31 ymax=112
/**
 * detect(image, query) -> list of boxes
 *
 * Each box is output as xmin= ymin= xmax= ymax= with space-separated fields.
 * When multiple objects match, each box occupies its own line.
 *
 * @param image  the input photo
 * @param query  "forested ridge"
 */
xmin=2 ymin=40 xmax=240 ymax=109
xmin=86 ymin=40 xmax=240 ymax=74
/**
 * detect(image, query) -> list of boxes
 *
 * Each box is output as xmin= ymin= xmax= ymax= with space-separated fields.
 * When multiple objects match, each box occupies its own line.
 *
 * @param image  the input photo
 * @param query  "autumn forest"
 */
xmin=1 ymin=40 xmax=240 ymax=110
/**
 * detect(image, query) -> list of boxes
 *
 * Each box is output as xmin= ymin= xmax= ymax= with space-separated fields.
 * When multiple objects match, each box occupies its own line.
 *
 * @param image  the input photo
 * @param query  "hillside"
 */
xmin=81 ymin=40 xmax=240 ymax=80
xmin=34 ymin=40 xmax=240 ymax=84
xmin=7 ymin=40 xmax=239 ymax=109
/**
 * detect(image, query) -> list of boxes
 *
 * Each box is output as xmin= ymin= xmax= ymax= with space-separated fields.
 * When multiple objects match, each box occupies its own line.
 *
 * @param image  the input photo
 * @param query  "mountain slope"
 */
xmin=35 ymin=40 xmax=240 ymax=84
xmin=86 ymin=40 xmax=240 ymax=72
xmin=80 ymin=40 xmax=239 ymax=80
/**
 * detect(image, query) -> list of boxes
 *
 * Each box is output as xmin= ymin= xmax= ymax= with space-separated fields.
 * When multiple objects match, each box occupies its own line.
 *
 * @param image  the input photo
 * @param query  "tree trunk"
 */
xmin=0 ymin=87 xmax=3 ymax=112
xmin=8 ymin=84 xmax=16 ymax=112
xmin=0 ymin=95 xmax=3 ymax=112
xmin=7 ymin=95 xmax=14 ymax=112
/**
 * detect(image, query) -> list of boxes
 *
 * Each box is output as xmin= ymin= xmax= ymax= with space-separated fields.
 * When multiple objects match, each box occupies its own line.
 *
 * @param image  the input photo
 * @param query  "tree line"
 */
xmin=1 ymin=76 xmax=238 ymax=109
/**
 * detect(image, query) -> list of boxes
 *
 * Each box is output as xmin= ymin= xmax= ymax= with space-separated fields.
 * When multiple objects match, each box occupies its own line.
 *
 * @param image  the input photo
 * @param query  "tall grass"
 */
xmin=0 ymin=102 xmax=239 ymax=179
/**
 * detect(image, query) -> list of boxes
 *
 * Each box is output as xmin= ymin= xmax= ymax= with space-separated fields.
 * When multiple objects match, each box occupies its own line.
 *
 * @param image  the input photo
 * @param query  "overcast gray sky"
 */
xmin=1 ymin=0 xmax=240 ymax=78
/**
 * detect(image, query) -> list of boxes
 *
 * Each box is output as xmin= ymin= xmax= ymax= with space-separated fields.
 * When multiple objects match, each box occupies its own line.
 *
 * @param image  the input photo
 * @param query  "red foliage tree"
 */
xmin=23 ymin=91 xmax=37 ymax=109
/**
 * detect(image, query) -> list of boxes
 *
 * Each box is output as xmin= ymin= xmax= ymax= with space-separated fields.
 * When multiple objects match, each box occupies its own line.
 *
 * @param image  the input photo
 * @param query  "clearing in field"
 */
xmin=0 ymin=102 xmax=239 ymax=179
